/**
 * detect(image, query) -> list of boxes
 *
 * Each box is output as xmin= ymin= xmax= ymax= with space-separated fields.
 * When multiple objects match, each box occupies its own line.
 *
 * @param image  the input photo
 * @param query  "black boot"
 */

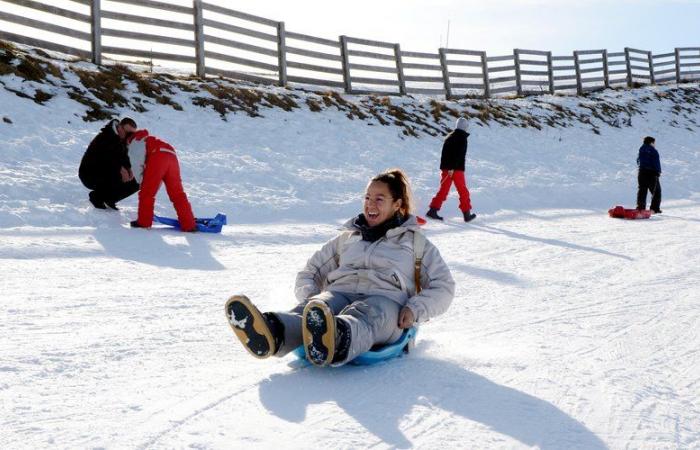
xmin=463 ymin=210 xmax=477 ymax=222
xmin=262 ymin=312 xmax=285 ymax=352
xmin=331 ymin=318 xmax=351 ymax=364
xmin=225 ymin=295 xmax=280 ymax=358
xmin=89 ymin=191 xmax=106 ymax=209
xmin=302 ymin=300 xmax=336 ymax=366
xmin=104 ymin=200 xmax=119 ymax=210
xmin=426 ymin=208 xmax=443 ymax=221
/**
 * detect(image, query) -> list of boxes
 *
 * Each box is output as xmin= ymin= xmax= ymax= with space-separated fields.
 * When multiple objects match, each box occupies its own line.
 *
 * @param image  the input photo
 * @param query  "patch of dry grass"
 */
xmin=3 ymin=39 xmax=700 ymax=133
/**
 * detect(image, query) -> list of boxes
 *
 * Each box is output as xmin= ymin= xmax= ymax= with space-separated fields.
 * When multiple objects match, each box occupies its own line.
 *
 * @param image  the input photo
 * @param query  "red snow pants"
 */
xmin=137 ymin=150 xmax=196 ymax=231
xmin=429 ymin=170 xmax=472 ymax=212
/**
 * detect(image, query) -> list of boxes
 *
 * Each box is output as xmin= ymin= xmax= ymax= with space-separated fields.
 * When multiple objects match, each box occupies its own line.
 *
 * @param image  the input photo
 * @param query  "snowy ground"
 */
xmin=2 ymin=59 xmax=700 ymax=449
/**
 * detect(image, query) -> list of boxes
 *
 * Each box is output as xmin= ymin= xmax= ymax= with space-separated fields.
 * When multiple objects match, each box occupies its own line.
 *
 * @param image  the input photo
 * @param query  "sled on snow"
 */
xmin=153 ymin=213 xmax=227 ymax=233
xmin=608 ymin=206 xmax=652 ymax=220
xmin=291 ymin=326 xmax=417 ymax=366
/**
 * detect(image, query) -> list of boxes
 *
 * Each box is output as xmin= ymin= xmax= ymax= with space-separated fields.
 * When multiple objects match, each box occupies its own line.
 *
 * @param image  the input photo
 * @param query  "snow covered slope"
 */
xmin=1 ymin=43 xmax=699 ymax=449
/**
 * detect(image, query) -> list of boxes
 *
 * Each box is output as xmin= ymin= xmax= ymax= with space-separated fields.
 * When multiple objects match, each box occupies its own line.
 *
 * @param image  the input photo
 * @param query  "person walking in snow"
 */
xmin=636 ymin=136 xmax=662 ymax=213
xmin=79 ymin=117 xmax=139 ymax=210
xmin=426 ymin=117 xmax=476 ymax=222
xmin=126 ymin=129 xmax=197 ymax=232
xmin=225 ymin=169 xmax=455 ymax=367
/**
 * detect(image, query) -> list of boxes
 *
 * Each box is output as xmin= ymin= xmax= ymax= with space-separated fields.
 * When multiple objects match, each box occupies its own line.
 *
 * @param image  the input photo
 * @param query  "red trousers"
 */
xmin=429 ymin=170 xmax=472 ymax=212
xmin=137 ymin=151 xmax=196 ymax=231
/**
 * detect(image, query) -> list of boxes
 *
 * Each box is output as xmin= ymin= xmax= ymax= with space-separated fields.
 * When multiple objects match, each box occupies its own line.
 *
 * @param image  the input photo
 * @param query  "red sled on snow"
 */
xmin=608 ymin=206 xmax=652 ymax=220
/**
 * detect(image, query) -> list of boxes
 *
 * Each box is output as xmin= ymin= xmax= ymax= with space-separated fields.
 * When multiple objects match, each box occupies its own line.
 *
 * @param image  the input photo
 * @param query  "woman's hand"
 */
xmin=398 ymin=306 xmax=415 ymax=329
xmin=120 ymin=167 xmax=134 ymax=182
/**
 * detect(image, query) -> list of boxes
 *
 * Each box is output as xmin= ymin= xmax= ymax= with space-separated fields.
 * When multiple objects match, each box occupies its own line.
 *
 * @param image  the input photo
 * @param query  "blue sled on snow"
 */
xmin=153 ymin=213 xmax=227 ymax=233
xmin=291 ymin=327 xmax=417 ymax=366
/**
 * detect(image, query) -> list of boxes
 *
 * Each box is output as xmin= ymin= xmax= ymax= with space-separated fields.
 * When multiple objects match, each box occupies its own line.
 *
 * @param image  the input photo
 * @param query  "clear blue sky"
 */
xmin=230 ymin=0 xmax=700 ymax=55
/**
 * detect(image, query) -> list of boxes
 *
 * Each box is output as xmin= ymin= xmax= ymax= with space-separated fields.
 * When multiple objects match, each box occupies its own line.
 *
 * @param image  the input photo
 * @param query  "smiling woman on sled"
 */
xmin=225 ymin=168 xmax=455 ymax=367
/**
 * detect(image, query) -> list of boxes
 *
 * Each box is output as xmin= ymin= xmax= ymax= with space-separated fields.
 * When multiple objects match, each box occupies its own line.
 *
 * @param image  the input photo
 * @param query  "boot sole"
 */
xmin=224 ymin=295 xmax=275 ymax=359
xmin=302 ymin=300 xmax=335 ymax=367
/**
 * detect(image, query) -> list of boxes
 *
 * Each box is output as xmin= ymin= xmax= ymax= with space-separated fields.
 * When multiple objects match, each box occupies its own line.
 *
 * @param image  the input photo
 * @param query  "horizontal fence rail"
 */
xmin=0 ymin=1 xmax=699 ymax=99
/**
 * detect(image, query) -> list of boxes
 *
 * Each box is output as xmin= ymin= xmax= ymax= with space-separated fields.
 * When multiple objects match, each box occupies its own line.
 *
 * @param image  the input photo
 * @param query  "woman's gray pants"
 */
xmin=273 ymin=291 xmax=404 ymax=365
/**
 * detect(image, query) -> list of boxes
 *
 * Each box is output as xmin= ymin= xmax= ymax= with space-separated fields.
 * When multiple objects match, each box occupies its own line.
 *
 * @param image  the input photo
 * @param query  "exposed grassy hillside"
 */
xmin=2 ymin=39 xmax=699 ymax=138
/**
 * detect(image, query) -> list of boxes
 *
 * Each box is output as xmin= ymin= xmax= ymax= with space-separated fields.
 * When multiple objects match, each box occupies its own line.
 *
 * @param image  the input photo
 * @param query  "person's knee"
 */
xmin=79 ymin=175 xmax=96 ymax=190
xmin=167 ymin=187 xmax=188 ymax=203
xmin=127 ymin=180 xmax=140 ymax=193
xmin=174 ymin=192 xmax=190 ymax=204
xmin=138 ymin=192 xmax=155 ymax=202
xmin=342 ymin=301 xmax=387 ymax=325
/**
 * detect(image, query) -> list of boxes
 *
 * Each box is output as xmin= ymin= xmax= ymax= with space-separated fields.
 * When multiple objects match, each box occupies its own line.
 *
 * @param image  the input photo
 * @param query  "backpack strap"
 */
xmin=413 ymin=230 xmax=426 ymax=294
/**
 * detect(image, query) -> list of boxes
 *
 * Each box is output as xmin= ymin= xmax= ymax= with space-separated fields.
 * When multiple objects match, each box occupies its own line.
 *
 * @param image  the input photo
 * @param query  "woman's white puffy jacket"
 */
xmin=295 ymin=215 xmax=455 ymax=323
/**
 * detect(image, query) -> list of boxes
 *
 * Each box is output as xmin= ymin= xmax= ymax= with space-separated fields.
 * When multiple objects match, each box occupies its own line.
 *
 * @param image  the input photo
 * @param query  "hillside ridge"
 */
xmin=2 ymin=40 xmax=700 ymax=138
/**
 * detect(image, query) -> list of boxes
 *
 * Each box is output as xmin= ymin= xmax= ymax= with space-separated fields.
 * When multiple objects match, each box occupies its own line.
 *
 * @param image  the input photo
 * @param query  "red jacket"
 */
xmin=127 ymin=129 xmax=176 ymax=184
xmin=126 ymin=129 xmax=196 ymax=231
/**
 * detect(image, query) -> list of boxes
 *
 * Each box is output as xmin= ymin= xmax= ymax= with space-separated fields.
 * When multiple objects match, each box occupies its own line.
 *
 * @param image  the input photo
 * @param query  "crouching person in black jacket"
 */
xmin=79 ymin=117 xmax=140 ymax=210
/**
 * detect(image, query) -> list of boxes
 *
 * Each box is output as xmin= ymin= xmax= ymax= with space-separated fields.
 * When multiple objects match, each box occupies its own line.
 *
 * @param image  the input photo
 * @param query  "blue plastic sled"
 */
xmin=153 ymin=213 xmax=227 ymax=233
xmin=292 ymin=327 xmax=417 ymax=366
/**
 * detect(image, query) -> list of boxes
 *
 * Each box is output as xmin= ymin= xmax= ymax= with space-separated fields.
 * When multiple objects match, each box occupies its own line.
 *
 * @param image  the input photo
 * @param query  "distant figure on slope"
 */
xmin=225 ymin=169 xmax=455 ymax=367
xmin=636 ymin=136 xmax=662 ymax=213
xmin=79 ymin=117 xmax=139 ymax=210
xmin=426 ymin=117 xmax=476 ymax=222
xmin=126 ymin=129 xmax=197 ymax=232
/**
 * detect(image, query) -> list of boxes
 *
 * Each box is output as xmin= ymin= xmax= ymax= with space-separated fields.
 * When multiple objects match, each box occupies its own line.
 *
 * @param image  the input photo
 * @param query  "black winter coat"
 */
xmin=439 ymin=129 xmax=469 ymax=171
xmin=637 ymin=144 xmax=661 ymax=174
xmin=79 ymin=120 xmax=131 ymax=183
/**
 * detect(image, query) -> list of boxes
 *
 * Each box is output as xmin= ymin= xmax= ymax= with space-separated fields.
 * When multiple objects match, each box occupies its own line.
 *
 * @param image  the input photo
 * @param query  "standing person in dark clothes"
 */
xmin=426 ymin=117 xmax=476 ymax=222
xmin=636 ymin=136 xmax=662 ymax=213
xmin=79 ymin=117 xmax=139 ymax=210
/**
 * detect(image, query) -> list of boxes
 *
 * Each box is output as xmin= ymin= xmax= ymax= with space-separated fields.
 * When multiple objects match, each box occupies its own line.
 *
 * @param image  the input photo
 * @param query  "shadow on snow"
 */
xmin=258 ymin=355 xmax=608 ymax=449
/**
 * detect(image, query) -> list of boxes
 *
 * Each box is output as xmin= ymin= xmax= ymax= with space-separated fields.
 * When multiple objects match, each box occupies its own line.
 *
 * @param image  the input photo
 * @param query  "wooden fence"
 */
xmin=1 ymin=0 xmax=699 ymax=99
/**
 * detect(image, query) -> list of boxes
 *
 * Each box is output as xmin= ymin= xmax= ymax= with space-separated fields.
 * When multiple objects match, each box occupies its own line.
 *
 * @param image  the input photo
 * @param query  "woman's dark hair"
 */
xmin=120 ymin=117 xmax=137 ymax=128
xmin=371 ymin=168 xmax=414 ymax=216
xmin=643 ymin=136 xmax=655 ymax=145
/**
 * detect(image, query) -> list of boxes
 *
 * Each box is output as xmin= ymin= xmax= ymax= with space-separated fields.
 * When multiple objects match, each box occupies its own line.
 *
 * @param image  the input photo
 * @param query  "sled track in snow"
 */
xmin=138 ymin=380 xmax=263 ymax=449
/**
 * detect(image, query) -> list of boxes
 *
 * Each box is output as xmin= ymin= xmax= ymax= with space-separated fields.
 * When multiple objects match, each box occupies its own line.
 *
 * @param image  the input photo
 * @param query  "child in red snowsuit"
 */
xmin=126 ymin=130 xmax=197 ymax=232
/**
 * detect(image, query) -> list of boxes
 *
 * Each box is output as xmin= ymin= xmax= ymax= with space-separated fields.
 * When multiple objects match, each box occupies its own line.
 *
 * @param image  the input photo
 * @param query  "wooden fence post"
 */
xmin=480 ymin=51 xmax=490 ymax=98
xmin=625 ymin=47 xmax=632 ymax=87
xmin=193 ymin=0 xmax=205 ymax=78
xmin=438 ymin=48 xmax=452 ymax=99
xmin=573 ymin=50 xmax=582 ymax=95
xmin=394 ymin=43 xmax=406 ymax=95
xmin=647 ymin=50 xmax=655 ymax=85
xmin=514 ymin=48 xmax=522 ymax=96
xmin=602 ymin=49 xmax=610 ymax=89
xmin=339 ymin=35 xmax=352 ymax=94
xmin=675 ymin=47 xmax=681 ymax=83
xmin=546 ymin=51 xmax=554 ymax=94
xmin=277 ymin=21 xmax=287 ymax=86
xmin=90 ymin=0 xmax=101 ymax=65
